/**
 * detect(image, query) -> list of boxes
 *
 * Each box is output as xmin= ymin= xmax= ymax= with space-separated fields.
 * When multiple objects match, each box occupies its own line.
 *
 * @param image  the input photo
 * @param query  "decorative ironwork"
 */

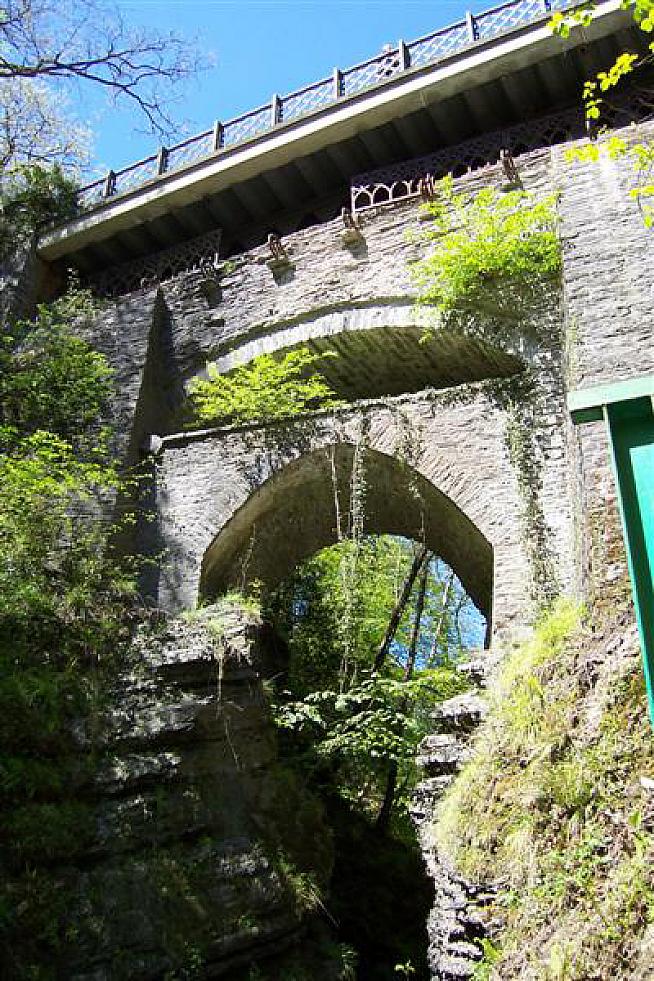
xmin=85 ymin=229 xmax=222 ymax=298
xmin=166 ymin=131 xmax=215 ymax=172
xmin=76 ymin=178 xmax=106 ymax=210
xmin=340 ymin=206 xmax=363 ymax=246
xmin=499 ymin=147 xmax=521 ymax=184
xmin=477 ymin=0 xmax=543 ymax=39
xmin=222 ymin=106 xmax=271 ymax=149
xmin=73 ymin=0 xmax=581 ymax=213
xmin=267 ymin=232 xmax=287 ymax=259
xmin=342 ymin=44 xmax=406 ymax=97
xmin=350 ymin=107 xmax=585 ymax=211
xmin=408 ymin=23 xmax=470 ymax=69
xmin=349 ymin=87 xmax=654 ymax=212
xmin=282 ymin=78 xmax=333 ymax=122
xmin=112 ymin=156 xmax=159 ymax=197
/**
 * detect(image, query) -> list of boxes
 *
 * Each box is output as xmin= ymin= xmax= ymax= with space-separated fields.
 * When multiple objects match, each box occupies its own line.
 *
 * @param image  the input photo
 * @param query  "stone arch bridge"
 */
xmin=13 ymin=5 xmax=654 ymax=975
xmin=55 ymin=126 xmax=650 ymax=653
xmin=85 ymin=155 xmax=578 ymax=646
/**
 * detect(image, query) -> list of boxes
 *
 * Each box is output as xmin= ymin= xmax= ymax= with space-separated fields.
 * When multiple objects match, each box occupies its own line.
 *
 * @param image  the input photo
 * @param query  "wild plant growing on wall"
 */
xmin=412 ymin=177 xmax=561 ymax=315
xmin=550 ymin=0 xmax=654 ymax=225
xmin=187 ymin=347 xmax=341 ymax=427
xmin=0 ymin=285 xmax=138 ymax=976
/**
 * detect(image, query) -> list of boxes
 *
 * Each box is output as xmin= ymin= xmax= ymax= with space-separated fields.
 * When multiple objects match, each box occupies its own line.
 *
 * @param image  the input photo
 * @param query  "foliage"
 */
xmin=266 ymin=536 xmax=480 ymax=825
xmin=550 ymin=0 xmax=654 ymax=225
xmin=0 ymin=285 xmax=111 ymax=451
xmin=276 ymin=669 xmax=466 ymax=766
xmin=187 ymin=347 xmax=341 ymax=427
xmin=564 ymin=130 xmax=654 ymax=226
xmin=0 ymin=163 xmax=79 ymax=247
xmin=412 ymin=177 xmax=561 ymax=314
xmin=434 ymin=599 xmax=654 ymax=979
xmin=272 ymin=849 xmax=325 ymax=918
xmin=472 ymin=940 xmax=501 ymax=981
xmin=0 ymin=77 xmax=92 ymax=174
xmin=0 ymin=285 xmax=137 ymax=977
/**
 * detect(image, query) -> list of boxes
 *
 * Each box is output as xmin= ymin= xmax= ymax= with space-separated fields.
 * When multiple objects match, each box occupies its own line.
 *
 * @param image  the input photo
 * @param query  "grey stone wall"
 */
xmin=78 ymin=149 xmax=582 ymax=640
xmin=77 ymin=130 xmax=652 ymax=635
xmin=553 ymin=123 xmax=654 ymax=599
xmin=151 ymin=388 xmax=560 ymax=638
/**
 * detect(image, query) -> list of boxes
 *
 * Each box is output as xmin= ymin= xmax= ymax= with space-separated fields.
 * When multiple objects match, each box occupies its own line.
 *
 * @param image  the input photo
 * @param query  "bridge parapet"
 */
xmin=74 ymin=0 xmax=574 ymax=214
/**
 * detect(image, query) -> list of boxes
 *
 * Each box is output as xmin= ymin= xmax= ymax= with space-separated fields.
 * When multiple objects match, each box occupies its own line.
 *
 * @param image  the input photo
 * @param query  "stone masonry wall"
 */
xmin=78 ymin=148 xmax=582 ymax=640
xmin=151 ymin=393 xmax=538 ymax=636
xmin=553 ymin=122 xmax=654 ymax=601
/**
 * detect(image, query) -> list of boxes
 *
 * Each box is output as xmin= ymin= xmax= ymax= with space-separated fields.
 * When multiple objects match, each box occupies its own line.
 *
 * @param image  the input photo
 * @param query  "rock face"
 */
xmin=56 ymin=604 xmax=333 ymax=979
xmin=411 ymin=655 xmax=494 ymax=981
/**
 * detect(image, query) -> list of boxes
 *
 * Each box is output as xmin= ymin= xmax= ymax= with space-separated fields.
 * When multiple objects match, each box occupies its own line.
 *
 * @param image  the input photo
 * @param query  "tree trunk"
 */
xmin=430 ymin=568 xmax=455 ymax=663
xmin=373 ymin=546 xmax=429 ymax=673
xmin=376 ymin=759 xmax=398 ymax=835
xmin=404 ymin=555 xmax=431 ymax=682
xmin=376 ymin=552 xmax=431 ymax=835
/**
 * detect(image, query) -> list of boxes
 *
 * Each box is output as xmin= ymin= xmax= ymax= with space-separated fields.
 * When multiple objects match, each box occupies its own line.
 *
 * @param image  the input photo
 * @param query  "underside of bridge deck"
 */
xmin=38 ymin=2 xmax=646 ymax=275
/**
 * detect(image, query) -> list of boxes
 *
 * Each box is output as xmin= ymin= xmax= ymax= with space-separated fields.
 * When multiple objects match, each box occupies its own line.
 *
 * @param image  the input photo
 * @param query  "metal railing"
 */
xmin=75 ymin=0 xmax=574 ymax=212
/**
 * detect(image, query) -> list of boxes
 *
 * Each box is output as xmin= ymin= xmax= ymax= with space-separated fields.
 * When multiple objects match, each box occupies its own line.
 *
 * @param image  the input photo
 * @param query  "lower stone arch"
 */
xmin=199 ymin=441 xmax=493 ymax=626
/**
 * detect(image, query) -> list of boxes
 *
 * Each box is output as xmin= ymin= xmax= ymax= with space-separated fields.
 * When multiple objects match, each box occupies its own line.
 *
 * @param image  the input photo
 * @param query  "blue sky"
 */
xmin=78 ymin=1 xmax=473 ymax=176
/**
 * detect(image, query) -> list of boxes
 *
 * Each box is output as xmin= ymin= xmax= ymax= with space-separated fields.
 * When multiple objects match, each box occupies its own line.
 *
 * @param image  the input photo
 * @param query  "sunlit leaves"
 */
xmin=412 ymin=177 xmax=561 ymax=313
xmin=0 ymin=285 xmax=132 ymax=664
xmin=267 ymin=538 xmax=479 ymax=821
xmin=0 ymin=164 xmax=79 ymax=247
xmin=550 ymin=0 xmax=650 ymax=128
xmin=188 ymin=347 xmax=341 ymax=427
xmin=565 ymin=132 xmax=654 ymax=226
xmin=275 ymin=670 xmax=466 ymax=764
xmin=548 ymin=5 xmax=596 ymax=39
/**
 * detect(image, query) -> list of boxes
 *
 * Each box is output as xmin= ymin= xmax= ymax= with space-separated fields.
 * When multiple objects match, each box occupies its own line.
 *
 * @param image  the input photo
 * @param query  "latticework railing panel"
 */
xmin=350 ymin=87 xmax=654 ymax=212
xmin=113 ymin=156 xmax=159 ymax=196
xmin=77 ymin=179 xmax=106 ymax=210
xmin=476 ymin=0 xmax=546 ymax=39
xmin=343 ymin=49 xmax=404 ymax=97
xmin=167 ymin=131 xmax=214 ymax=172
xmin=85 ymin=228 xmax=223 ymax=298
xmin=282 ymin=79 xmax=333 ymax=122
xmin=222 ymin=107 xmax=271 ymax=148
xmin=408 ymin=24 xmax=471 ymax=69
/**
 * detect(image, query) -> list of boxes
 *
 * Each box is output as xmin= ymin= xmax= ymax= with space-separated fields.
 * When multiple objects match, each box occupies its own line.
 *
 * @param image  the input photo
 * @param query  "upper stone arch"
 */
xmin=192 ymin=299 xmax=529 ymax=404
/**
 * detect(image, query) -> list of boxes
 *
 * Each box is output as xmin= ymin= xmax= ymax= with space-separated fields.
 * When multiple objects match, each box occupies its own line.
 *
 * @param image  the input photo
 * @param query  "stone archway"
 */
xmin=193 ymin=300 xmax=527 ymax=405
xmin=151 ymin=381 xmax=571 ymax=640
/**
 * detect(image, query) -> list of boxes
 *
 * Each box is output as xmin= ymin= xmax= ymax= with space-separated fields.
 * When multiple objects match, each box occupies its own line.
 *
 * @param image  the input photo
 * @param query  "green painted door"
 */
xmin=606 ymin=397 xmax=654 ymax=722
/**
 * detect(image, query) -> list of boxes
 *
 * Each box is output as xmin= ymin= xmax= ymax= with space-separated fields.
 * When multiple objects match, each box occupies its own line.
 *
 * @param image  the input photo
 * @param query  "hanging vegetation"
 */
xmin=187 ymin=347 xmax=341 ymax=427
xmin=265 ymin=535 xmax=483 ymax=830
xmin=412 ymin=177 xmax=561 ymax=314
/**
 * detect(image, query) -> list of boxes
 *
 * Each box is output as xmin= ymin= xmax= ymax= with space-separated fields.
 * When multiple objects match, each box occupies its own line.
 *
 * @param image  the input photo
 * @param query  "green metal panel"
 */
xmin=568 ymin=375 xmax=654 ymax=423
xmin=570 ymin=375 xmax=654 ymax=725
xmin=604 ymin=397 xmax=654 ymax=724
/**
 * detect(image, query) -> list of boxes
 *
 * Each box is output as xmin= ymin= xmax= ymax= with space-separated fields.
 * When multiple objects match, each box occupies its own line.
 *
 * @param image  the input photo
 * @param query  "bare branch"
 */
xmin=0 ymin=0 xmax=205 ymax=141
